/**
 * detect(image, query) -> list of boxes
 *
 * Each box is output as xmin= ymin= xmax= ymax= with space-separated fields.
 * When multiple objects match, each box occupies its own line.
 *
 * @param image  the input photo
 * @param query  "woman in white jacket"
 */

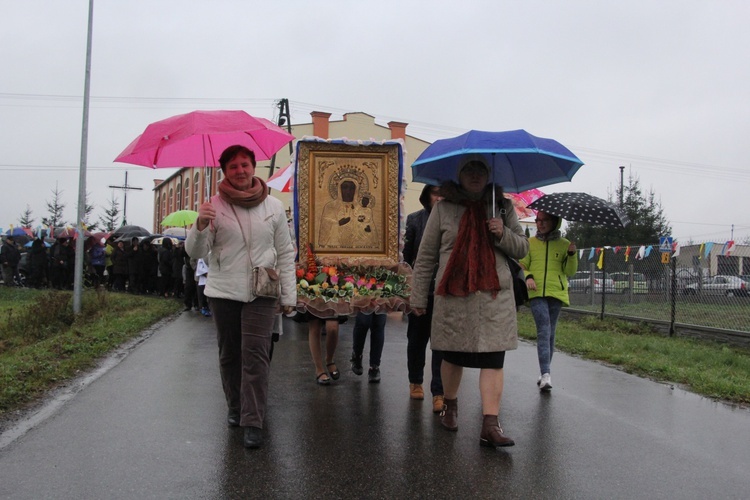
xmin=186 ymin=145 xmax=296 ymax=449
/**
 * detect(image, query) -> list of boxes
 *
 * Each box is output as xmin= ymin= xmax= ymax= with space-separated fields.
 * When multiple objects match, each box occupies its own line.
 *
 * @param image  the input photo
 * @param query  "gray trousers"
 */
xmin=209 ymin=296 xmax=278 ymax=428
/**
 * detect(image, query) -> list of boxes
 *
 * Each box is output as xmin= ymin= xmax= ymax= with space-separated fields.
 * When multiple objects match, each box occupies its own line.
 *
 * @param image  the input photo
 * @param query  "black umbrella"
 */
xmin=111 ymin=225 xmax=151 ymax=240
xmin=527 ymin=192 xmax=629 ymax=228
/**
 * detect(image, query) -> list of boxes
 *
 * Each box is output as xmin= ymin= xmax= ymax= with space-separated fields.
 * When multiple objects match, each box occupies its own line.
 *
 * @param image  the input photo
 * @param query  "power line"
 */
xmin=1 ymin=92 xmax=747 ymax=181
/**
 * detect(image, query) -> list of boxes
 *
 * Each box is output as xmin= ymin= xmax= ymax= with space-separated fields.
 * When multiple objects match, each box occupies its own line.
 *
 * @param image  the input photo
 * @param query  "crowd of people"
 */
xmin=0 ymin=234 xmax=210 ymax=311
xmin=4 ymin=145 xmax=579 ymax=452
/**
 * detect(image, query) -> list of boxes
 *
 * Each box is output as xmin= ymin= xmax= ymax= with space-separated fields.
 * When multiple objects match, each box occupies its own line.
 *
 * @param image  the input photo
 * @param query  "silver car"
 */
xmin=568 ymin=271 xmax=615 ymax=294
xmin=684 ymin=275 xmax=749 ymax=297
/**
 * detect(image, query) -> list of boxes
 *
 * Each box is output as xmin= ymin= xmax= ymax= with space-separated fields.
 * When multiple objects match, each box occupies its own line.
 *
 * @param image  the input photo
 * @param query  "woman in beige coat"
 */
xmin=410 ymin=157 xmax=528 ymax=447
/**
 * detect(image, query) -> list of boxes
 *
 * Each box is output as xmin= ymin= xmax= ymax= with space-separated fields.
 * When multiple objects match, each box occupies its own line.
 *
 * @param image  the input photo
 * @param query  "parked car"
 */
xmin=569 ymin=271 xmax=615 ymax=294
xmin=684 ymin=275 xmax=748 ymax=297
xmin=609 ymin=272 xmax=648 ymax=294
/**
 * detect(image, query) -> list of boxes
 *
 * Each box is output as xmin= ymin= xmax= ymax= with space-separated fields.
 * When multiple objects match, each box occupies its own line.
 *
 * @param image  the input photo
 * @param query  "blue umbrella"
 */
xmin=4 ymin=227 xmax=31 ymax=237
xmin=411 ymin=129 xmax=584 ymax=194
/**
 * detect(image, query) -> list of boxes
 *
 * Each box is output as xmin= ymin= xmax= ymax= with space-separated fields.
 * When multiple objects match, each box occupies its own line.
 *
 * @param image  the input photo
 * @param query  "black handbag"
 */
xmin=507 ymin=257 xmax=529 ymax=308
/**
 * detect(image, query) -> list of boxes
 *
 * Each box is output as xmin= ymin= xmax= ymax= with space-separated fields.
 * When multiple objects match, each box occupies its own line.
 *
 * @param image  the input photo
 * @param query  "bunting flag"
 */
xmin=672 ymin=241 xmax=680 ymax=258
xmin=614 ymin=246 xmax=621 ymax=254
xmin=588 ymin=248 xmax=595 ymax=260
xmin=704 ymin=242 xmax=714 ymax=258
xmin=578 ymin=249 xmax=584 ymax=260
xmin=624 ymin=246 xmax=631 ymax=262
xmin=644 ymin=246 xmax=653 ymax=258
xmin=597 ymin=248 xmax=604 ymax=269
xmin=636 ymin=245 xmax=646 ymax=260
xmin=698 ymin=243 xmax=705 ymax=260
xmin=721 ymin=240 xmax=735 ymax=256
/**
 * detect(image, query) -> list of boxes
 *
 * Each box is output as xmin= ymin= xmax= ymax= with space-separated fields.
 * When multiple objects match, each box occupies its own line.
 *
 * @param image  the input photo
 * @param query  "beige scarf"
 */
xmin=218 ymin=176 xmax=268 ymax=208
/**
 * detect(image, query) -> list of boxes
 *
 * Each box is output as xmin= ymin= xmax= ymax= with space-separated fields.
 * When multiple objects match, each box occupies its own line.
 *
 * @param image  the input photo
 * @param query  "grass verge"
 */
xmin=0 ymin=288 xmax=181 ymax=418
xmin=517 ymin=308 xmax=750 ymax=406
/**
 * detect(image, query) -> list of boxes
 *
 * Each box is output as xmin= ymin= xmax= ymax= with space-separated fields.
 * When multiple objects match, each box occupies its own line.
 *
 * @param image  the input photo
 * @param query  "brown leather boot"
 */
xmin=480 ymin=414 xmax=515 ymax=447
xmin=441 ymin=398 xmax=458 ymax=431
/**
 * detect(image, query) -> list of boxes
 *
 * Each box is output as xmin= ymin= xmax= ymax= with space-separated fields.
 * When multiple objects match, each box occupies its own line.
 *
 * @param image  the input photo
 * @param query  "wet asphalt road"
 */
xmin=1 ymin=310 xmax=749 ymax=499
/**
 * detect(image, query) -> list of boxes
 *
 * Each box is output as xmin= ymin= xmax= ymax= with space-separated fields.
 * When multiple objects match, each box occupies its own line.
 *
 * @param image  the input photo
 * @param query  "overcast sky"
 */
xmin=2 ymin=1 xmax=749 ymax=245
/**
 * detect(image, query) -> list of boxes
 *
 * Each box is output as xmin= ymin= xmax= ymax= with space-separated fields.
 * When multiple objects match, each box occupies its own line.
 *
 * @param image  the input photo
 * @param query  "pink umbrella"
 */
xmin=114 ymin=110 xmax=295 ymax=168
xmin=266 ymin=163 xmax=293 ymax=192
xmin=504 ymin=188 xmax=545 ymax=219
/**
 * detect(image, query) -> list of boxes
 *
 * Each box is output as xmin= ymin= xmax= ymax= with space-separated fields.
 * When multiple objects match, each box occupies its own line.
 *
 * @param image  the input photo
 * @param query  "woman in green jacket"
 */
xmin=519 ymin=212 xmax=578 ymax=391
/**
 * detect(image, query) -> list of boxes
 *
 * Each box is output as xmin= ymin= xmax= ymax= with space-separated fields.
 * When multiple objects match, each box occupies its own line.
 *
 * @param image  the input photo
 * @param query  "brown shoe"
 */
xmin=441 ymin=398 xmax=458 ymax=431
xmin=409 ymin=383 xmax=424 ymax=400
xmin=479 ymin=414 xmax=515 ymax=447
xmin=432 ymin=395 xmax=445 ymax=414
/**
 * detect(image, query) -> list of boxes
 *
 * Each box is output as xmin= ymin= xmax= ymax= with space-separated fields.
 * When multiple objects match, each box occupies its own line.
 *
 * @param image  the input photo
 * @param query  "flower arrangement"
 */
xmin=296 ymin=264 xmax=410 ymax=302
xmin=295 ymin=244 xmax=411 ymax=316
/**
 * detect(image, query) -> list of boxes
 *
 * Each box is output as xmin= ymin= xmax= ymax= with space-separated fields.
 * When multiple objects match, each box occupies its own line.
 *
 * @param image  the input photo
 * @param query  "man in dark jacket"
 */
xmin=50 ymin=238 xmax=74 ymax=289
xmin=1 ymin=236 xmax=22 ymax=286
xmin=126 ymin=237 xmax=143 ymax=294
xmin=403 ymin=185 xmax=446 ymax=413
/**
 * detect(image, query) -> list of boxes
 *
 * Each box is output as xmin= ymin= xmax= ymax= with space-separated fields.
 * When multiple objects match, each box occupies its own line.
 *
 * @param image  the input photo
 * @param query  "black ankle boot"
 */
xmin=350 ymin=353 xmax=363 ymax=375
xmin=368 ymin=366 xmax=381 ymax=383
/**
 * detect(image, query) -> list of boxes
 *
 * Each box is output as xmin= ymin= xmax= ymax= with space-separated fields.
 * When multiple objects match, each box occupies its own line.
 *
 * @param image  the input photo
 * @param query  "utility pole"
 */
xmin=268 ymin=98 xmax=292 ymax=179
xmin=619 ymin=166 xmax=625 ymax=208
xmin=108 ymin=171 xmax=143 ymax=226
xmin=73 ymin=0 xmax=94 ymax=315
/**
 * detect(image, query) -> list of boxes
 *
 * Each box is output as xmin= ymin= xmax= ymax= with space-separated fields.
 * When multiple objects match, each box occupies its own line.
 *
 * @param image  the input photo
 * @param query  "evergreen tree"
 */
xmin=18 ymin=205 xmax=34 ymax=228
xmin=41 ymin=186 xmax=67 ymax=228
xmin=564 ymin=175 xmax=671 ymax=248
xmin=98 ymin=194 xmax=121 ymax=232
xmin=83 ymin=192 xmax=99 ymax=231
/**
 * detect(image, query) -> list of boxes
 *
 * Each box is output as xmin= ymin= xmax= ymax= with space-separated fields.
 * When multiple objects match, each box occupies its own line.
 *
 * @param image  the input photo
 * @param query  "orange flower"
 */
xmin=327 ymin=267 xmax=338 ymax=277
xmin=295 ymin=268 xmax=305 ymax=279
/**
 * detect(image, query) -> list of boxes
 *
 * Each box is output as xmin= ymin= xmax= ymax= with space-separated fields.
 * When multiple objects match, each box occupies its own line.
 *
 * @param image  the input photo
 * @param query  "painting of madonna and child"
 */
xmin=294 ymin=141 xmax=403 ymax=266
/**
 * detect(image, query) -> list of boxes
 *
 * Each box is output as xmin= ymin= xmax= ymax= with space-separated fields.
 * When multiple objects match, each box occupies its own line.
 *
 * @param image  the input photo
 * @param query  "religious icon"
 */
xmin=295 ymin=140 xmax=402 ymax=265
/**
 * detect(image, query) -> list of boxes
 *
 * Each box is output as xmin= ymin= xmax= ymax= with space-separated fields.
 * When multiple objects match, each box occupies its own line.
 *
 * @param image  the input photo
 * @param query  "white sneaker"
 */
xmin=539 ymin=373 xmax=552 ymax=391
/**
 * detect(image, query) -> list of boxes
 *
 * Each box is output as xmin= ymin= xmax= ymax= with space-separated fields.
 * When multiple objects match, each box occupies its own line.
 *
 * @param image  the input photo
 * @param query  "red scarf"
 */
xmin=436 ymin=200 xmax=501 ymax=298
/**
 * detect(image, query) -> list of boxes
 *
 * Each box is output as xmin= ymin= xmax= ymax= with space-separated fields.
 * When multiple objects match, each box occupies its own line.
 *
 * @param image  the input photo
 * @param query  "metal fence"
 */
xmin=566 ymin=242 xmax=750 ymax=334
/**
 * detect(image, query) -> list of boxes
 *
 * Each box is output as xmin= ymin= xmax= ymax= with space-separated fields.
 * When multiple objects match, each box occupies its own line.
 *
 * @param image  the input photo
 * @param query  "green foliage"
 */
xmin=98 ymin=193 xmax=121 ymax=232
xmin=0 ymin=288 xmax=181 ymax=415
xmin=564 ymin=174 xmax=672 ymax=247
xmin=41 ymin=186 xmax=67 ymax=228
xmin=18 ymin=205 xmax=34 ymax=228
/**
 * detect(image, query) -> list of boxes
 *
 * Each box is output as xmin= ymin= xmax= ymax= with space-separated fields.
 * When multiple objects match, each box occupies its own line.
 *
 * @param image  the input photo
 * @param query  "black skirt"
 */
xmin=440 ymin=350 xmax=506 ymax=369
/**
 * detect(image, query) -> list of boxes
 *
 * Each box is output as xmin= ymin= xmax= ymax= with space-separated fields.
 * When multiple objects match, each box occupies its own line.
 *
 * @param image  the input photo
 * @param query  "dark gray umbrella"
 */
xmin=112 ymin=225 xmax=151 ymax=240
xmin=527 ymin=192 xmax=629 ymax=228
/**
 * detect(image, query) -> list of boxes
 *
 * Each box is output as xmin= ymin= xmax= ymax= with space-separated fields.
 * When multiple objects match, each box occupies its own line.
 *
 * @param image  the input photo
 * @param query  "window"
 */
xmin=175 ymin=182 xmax=182 ymax=210
xmin=168 ymin=188 xmax=174 ymax=213
xmin=193 ymin=172 xmax=200 ymax=209
xmin=184 ymin=177 xmax=190 ymax=209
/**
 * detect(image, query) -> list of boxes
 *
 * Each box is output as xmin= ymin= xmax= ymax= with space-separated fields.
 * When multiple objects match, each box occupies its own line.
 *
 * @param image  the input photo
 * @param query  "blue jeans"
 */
xmin=352 ymin=312 xmax=386 ymax=367
xmin=530 ymin=297 xmax=563 ymax=375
